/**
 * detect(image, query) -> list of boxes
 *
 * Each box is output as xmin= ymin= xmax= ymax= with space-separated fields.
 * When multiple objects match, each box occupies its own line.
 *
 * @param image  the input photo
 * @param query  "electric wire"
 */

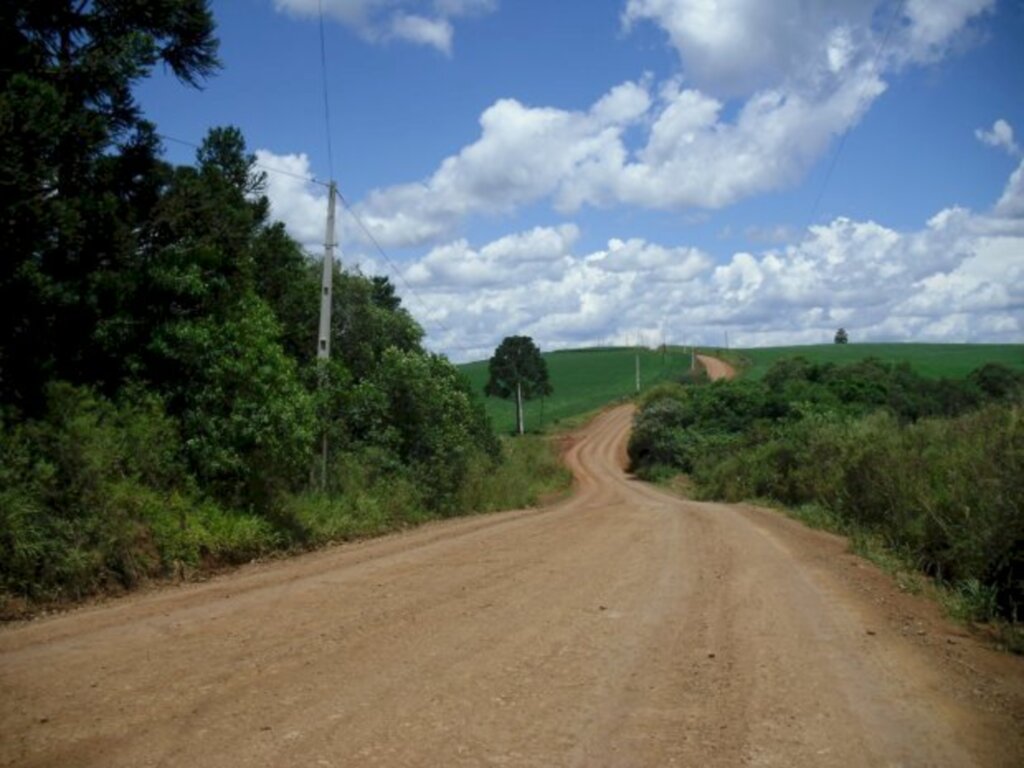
xmin=335 ymin=190 xmax=481 ymax=356
xmin=807 ymin=0 xmax=906 ymax=226
xmin=153 ymin=142 xmax=478 ymax=355
xmin=317 ymin=0 xmax=336 ymax=183
xmin=158 ymin=132 xmax=331 ymax=187
xmin=158 ymin=148 xmax=474 ymax=355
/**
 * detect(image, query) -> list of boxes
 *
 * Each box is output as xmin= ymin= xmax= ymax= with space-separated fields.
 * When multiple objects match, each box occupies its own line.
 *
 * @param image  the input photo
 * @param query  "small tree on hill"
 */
xmin=834 ymin=328 xmax=849 ymax=344
xmin=485 ymin=335 xmax=552 ymax=435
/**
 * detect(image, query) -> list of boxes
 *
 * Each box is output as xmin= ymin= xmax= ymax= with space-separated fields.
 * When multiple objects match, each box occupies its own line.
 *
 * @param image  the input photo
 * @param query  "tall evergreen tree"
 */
xmin=0 ymin=1 xmax=219 ymax=411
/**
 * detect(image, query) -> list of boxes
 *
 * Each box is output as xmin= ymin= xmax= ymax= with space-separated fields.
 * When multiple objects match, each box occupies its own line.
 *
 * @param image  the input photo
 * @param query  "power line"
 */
xmin=158 ymin=132 xmax=331 ymax=187
xmin=335 ymin=190 xmax=480 ymax=356
xmin=155 ymin=132 xmax=472 ymax=353
xmin=310 ymin=9 xmax=476 ymax=357
xmin=807 ymin=0 xmax=906 ymax=226
xmin=317 ymin=0 xmax=336 ymax=182
xmin=151 ymin=148 xmax=480 ymax=357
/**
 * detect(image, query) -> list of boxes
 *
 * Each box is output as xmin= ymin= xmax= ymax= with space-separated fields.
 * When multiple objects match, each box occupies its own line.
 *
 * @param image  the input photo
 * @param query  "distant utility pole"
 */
xmin=516 ymin=381 xmax=524 ymax=435
xmin=691 ymin=344 xmax=696 ymax=371
xmin=316 ymin=181 xmax=338 ymax=490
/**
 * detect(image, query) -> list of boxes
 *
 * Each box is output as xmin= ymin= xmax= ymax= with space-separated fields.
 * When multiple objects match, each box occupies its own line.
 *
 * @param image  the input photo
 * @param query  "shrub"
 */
xmin=630 ymin=356 xmax=1024 ymax=622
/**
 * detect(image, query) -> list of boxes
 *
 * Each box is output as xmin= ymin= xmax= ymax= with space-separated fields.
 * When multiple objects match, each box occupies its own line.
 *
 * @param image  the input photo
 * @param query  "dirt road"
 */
xmin=3 ymin=407 xmax=1023 ymax=767
xmin=696 ymin=354 xmax=736 ymax=381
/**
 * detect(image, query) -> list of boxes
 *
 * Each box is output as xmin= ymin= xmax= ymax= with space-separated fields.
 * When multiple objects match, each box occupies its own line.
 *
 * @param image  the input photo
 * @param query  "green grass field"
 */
xmin=726 ymin=343 xmax=1024 ymax=380
xmin=460 ymin=347 xmax=694 ymax=434
xmin=461 ymin=343 xmax=1024 ymax=435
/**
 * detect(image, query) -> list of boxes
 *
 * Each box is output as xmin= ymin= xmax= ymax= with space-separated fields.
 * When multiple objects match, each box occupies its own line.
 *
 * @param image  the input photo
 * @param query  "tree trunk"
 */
xmin=516 ymin=381 xmax=524 ymax=435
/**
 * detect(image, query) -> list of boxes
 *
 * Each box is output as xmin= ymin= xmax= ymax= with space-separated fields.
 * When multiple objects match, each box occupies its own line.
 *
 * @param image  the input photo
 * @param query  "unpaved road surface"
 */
xmin=696 ymin=353 xmax=736 ymax=381
xmin=3 ymin=408 xmax=1023 ymax=767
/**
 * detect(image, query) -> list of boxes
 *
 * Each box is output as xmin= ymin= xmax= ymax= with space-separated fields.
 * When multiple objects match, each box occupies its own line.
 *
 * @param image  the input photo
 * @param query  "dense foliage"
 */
xmin=629 ymin=357 xmax=1024 ymax=623
xmin=0 ymin=4 xmax=560 ymax=612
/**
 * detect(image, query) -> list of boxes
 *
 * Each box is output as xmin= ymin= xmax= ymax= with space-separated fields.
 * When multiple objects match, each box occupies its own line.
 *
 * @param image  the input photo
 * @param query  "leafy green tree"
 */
xmin=969 ymin=363 xmax=1023 ymax=401
xmin=339 ymin=349 xmax=498 ymax=512
xmin=331 ymin=272 xmax=424 ymax=381
xmin=157 ymin=293 xmax=315 ymax=511
xmin=485 ymin=336 xmax=552 ymax=435
xmin=251 ymin=223 xmax=318 ymax=363
xmin=834 ymin=328 xmax=849 ymax=344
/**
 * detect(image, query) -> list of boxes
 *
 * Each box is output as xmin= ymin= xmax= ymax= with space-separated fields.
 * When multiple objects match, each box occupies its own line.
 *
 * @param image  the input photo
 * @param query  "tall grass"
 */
xmin=694 ymin=405 xmax=1024 ymax=621
xmin=282 ymin=435 xmax=572 ymax=548
xmin=0 ymin=385 xmax=285 ymax=613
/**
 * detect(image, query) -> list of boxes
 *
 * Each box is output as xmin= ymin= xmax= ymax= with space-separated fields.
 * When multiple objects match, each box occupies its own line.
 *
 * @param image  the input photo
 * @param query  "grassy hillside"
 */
xmin=461 ymin=347 xmax=694 ymax=434
xmin=728 ymin=343 xmax=1024 ymax=380
xmin=462 ymin=342 xmax=1023 ymax=435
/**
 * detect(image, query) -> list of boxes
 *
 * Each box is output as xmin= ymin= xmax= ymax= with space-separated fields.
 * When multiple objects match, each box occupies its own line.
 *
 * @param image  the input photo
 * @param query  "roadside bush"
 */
xmin=631 ymin=357 xmax=1024 ymax=622
xmin=458 ymin=435 xmax=571 ymax=512
xmin=155 ymin=293 xmax=316 ymax=512
xmin=696 ymin=404 xmax=1024 ymax=620
xmin=347 ymin=348 xmax=500 ymax=515
xmin=0 ymin=384 xmax=285 ymax=608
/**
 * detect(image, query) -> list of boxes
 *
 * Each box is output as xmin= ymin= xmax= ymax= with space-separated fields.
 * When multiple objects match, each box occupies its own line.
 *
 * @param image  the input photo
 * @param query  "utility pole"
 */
xmin=316 ymin=182 xmax=338 ymax=490
xmin=691 ymin=344 xmax=696 ymax=371
xmin=317 ymin=182 xmax=337 ymax=360
xmin=635 ymin=336 xmax=641 ymax=394
xmin=516 ymin=380 xmax=524 ymax=435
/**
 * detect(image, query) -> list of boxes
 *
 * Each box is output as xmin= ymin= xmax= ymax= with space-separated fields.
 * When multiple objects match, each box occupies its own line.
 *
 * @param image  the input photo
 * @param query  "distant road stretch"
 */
xmin=696 ymin=353 xmax=736 ymax=381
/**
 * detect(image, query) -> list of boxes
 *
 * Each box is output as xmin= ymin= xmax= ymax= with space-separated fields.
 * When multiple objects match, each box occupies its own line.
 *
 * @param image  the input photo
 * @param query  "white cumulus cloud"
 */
xmin=389 ymin=13 xmax=453 ymax=54
xmin=273 ymin=0 xmax=495 ymax=54
xmin=622 ymin=0 xmax=874 ymax=97
xmin=270 ymin=1 xmax=997 ymax=249
xmin=255 ymin=149 xmax=326 ymax=248
xmin=256 ymin=150 xmax=1024 ymax=360
xmin=976 ymin=119 xmax=1022 ymax=157
xmin=354 ymin=65 xmax=886 ymax=246
xmin=995 ymin=159 xmax=1024 ymax=218
xmin=356 ymin=163 xmax=1024 ymax=360
xmin=622 ymin=0 xmax=994 ymax=96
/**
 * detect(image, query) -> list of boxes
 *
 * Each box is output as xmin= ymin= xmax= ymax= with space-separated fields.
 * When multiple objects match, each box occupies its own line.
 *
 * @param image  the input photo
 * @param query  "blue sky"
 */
xmin=137 ymin=0 xmax=1024 ymax=359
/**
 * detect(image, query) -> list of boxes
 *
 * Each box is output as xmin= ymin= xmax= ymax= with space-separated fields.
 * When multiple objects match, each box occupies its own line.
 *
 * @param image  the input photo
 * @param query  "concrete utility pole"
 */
xmin=635 ymin=345 xmax=641 ymax=394
xmin=516 ymin=381 xmax=524 ymax=435
xmin=317 ymin=182 xmax=338 ymax=361
xmin=316 ymin=182 xmax=338 ymax=490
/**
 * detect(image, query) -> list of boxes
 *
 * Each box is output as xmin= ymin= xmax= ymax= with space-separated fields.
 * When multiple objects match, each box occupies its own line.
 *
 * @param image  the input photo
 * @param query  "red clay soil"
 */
xmin=2 ymin=406 xmax=1022 ymax=767
xmin=696 ymin=353 xmax=737 ymax=381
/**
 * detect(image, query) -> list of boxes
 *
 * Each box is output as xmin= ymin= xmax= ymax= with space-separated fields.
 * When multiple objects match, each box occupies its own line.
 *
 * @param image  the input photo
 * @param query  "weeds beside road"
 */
xmin=629 ymin=355 xmax=1024 ymax=646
